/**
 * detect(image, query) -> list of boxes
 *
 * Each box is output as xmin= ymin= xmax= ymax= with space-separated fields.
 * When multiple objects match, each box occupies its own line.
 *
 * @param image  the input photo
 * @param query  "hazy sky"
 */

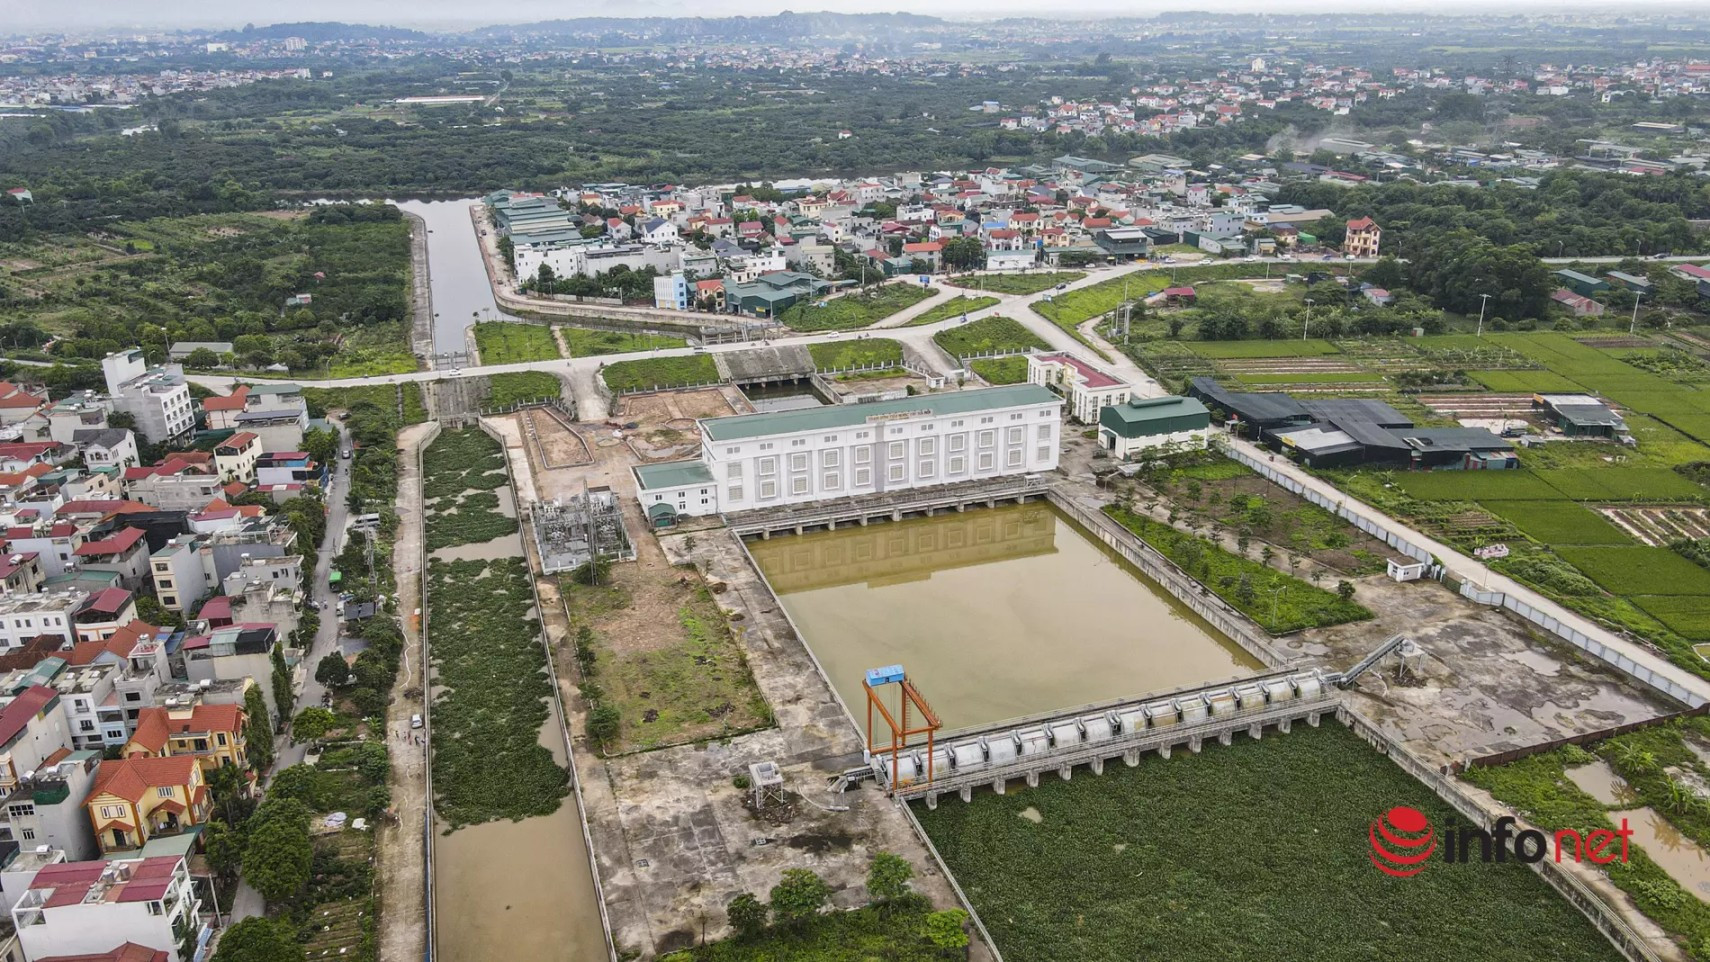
xmin=7 ymin=0 xmax=1685 ymax=32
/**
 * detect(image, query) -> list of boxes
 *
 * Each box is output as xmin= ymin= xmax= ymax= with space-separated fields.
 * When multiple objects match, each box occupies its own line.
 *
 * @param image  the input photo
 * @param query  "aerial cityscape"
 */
xmin=4 ymin=5 xmax=1710 ymax=962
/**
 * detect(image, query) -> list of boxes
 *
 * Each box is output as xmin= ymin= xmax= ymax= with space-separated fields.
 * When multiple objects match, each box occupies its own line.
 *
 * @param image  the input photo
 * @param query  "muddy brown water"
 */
xmin=1565 ymin=761 xmax=1639 ymax=807
xmin=1612 ymin=808 xmax=1710 ymax=902
xmin=747 ymin=502 xmax=1261 ymax=735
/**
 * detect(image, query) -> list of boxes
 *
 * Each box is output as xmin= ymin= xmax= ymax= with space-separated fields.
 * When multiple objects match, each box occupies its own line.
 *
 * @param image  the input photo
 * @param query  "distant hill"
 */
xmin=218 ymin=21 xmax=431 ymax=43
xmin=468 ymin=12 xmax=944 ymax=43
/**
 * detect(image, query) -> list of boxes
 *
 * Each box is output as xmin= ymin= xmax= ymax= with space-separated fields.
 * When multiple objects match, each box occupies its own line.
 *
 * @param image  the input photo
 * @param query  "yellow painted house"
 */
xmin=85 ymin=756 xmax=209 ymax=854
xmin=122 ymin=703 xmax=248 ymax=772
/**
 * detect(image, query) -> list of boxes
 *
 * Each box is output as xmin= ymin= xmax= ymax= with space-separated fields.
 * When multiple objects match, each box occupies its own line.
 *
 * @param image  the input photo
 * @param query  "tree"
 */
xmin=587 ymin=704 xmax=621 ymax=747
xmin=316 ymin=652 xmax=352 ymax=687
xmin=941 ymin=236 xmax=985 ymax=271
xmin=867 ymin=851 xmax=914 ymax=904
xmin=769 ymin=868 xmax=831 ymax=926
xmin=212 ymin=917 xmax=305 ymax=962
xmin=727 ymin=892 xmax=768 ymax=939
xmin=244 ymin=685 xmax=274 ymax=771
xmin=291 ymin=707 xmax=338 ymax=742
xmin=202 ymin=819 xmax=244 ymax=881
xmin=303 ymin=426 xmax=340 ymax=467
xmin=923 ymin=909 xmax=971 ymax=953
xmin=135 ymin=594 xmax=186 ymax=631
xmin=241 ymin=814 xmax=312 ymax=903
xmin=1336 ymin=580 xmax=1356 ymax=602
xmin=1363 ymin=256 xmax=1406 ymax=291
xmin=185 ymin=347 xmax=222 ymax=369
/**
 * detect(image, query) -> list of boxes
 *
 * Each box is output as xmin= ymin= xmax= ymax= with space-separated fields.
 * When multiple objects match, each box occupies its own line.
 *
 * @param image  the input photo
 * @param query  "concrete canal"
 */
xmin=392 ymin=197 xmax=518 ymax=357
xmin=746 ymin=502 xmax=1262 ymax=734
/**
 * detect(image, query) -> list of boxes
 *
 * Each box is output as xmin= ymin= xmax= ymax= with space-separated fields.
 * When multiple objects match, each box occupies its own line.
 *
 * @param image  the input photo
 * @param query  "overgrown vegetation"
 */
xmin=918 ymin=723 xmax=1622 ymax=962
xmin=948 ymin=271 xmax=1085 ymax=295
xmin=473 ymin=321 xmax=560 ymax=363
xmin=778 ymin=282 xmax=933 ymax=331
xmin=931 ymin=315 xmax=1049 ymax=360
xmin=601 ymin=355 xmax=721 ymax=392
xmin=486 ymin=371 xmax=563 ymax=408
xmin=422 ymin=427 xmax=518 ymax=551
xmin=907 ymin=294 xmax=1000 ymax=326
xmin=808 ymin=338 xmax=904 ymax=371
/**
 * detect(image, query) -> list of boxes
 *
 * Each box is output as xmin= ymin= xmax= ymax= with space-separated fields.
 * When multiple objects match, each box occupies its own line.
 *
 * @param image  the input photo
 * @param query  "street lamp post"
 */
xmin=1302 ymin=299 xmax=1313 ymax=340
xmin=1475 ymin=293 xmax=1492 ymax=337
xmin=1630 ymin=291 xmax=1643 ymax=335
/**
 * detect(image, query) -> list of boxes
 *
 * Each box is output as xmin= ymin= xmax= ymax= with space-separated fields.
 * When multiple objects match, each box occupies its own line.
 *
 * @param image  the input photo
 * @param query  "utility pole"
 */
xmin=1302 ymin=299 xmax=1313 ymax=340
xmin=1475 ymin=293 xmax=1492 ymax=337
xmin=1629 ymin=291 xmax=1643 ymax=335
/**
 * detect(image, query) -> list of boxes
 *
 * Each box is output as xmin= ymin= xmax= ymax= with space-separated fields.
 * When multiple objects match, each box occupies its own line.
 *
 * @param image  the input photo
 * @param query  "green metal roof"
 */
xmin=1099 ymin=395 xmax=1210 ymax=438
xmin=634 ymin=460 xmax=715 ymax=491
xmin=702 ymin=384 xmax=1061 ymax=442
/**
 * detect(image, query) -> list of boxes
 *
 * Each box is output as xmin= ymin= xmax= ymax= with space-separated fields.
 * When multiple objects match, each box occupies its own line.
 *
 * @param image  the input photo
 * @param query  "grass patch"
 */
xmin=1553 ymin=546 xmax=1710 ymax=596
xmin=1480 ymin=501 xmax=1634 ymax=546
xmin=932 ymin=316 xmax=1049 ymax=360
xmin=473 ymin=322 xmax=561 ymax=364
xmin=808 ymin=338 xmax=904 ymax=371
xmin=971 ymin=356 xmax=1029 ymax=385
xmin=1633 ymin=595 xmax=1710 ymax=641
xmin=1533 ymin=467 xmax=1707 ymax=503
xmin=1390 ymin=470 xmax=1564 ymax=502
xmin=678 ymin=901 xmax=949 ymax=962
xmin=487 ymin=371 xmax=562 ymax=408
xmin=1192 ymin=339 xmax=1343 ymax=358
xmin=777 ymin=283 xmax=933 ymax=331
xmin=918 ymin=723 xmax=1621 ymax=962
xmin=1469 ymin=370 xmax=1585 ymax=393
xmin=1103 ymin=505 xmax=1372 ymax=633
xmin=906 ymin=294 xmax=1000 ymax=326
xmin=1031 ymin=272 xmax=1166 ymax=327
xmin=601 ymin=355 xmax=721 ymax=393
xmin=948 ymin=271 xmax=1085 ymax=295
xmin=561 ymin=326 xmax=686 ymax=356
xmin=327 ymin=350 xmax=419 ymax=378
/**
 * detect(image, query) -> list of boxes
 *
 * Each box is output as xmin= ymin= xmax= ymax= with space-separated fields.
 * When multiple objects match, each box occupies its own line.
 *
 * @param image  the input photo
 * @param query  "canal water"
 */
xmin=747 ymin=502 xmax=1261 ymax=734
xmin=392 ymin=198 xmax=518 ymax=356
xmin=426 ymin=497 xmax=607 ymax=960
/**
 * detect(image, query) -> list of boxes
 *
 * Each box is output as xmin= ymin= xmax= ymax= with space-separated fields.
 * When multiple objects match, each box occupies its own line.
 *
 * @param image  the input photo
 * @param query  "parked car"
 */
xmin=410 ymin=714 xmax=424 ymax=730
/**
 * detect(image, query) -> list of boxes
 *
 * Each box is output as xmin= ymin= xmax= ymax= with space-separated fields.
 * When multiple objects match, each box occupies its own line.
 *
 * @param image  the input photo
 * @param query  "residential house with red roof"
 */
xmin=122 ymin=703 xmax=247 ymax=772
xmin=72 ymin=589 xmax=137 ymax=642
xmin=83 ymin=757 xmax=208 ymax=854
xmin=74 ymin=528 xmax=150 ymax=591
xmin=0 ymin=381 xmax=49 ymax=427
xmin=0 ymin=550 xmax=44 ymax=596
xmin=1027 ymin=352 xmax=1136 ymax=424
xmin=197 ymin=386 xmax=250 ymax=431
xmin=122 ymin=461 xmax=220 ymax=513
xmin=63 ymin=620 xmax=172 ymax=731
xmin=1344 ymin=216 xmax=1382 ymax=258
xmin=0 ymin=686 xmax=72 ymax=791
xmin=212 ymin=432 xmax=260 ymax=485
xmin=0 ymin=442 xmax=71 ymax=473
xmin=13 ymin=855 xmax=203 ymax=962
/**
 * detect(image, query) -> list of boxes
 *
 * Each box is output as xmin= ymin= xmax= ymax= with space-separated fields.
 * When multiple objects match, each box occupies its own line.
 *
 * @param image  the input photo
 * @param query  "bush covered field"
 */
xmin=1191 ymin=338 xmax=1343 ymax=358
xmin=932 ymin=316 xmax=1049 ymax=359
xmin=473 ymin=321 xmax=560 ymax=363
xmin=1478 ymin=501 xmax=1632 ymax=546
xmin=906 ymin=294 xmax=1000 ymax=326
xmin=917 ymin=723 xmax=1621 ymax=962
xmin=561 ymin=326 xmax=686 ymax=356
xmin=948 ymin=271 xmax=1085 ymax=295
xmin=1469 ymin=369 xmax=1585 ymax=393
xmin=971 ymin=356 xmax=1029 ymax=385
xmin=808 ymin=338 xmax=904 ymax=371
xmin=1553 ymin=546 xmax=1710 ymax=597
xmin=777 ymin=282 xmax=932 ymax=331
xmin=486 ymin=371 xmax=562 ymax=408
xmin=601 ymin=355 xmax=720 ymax=392
xmin=1103 ymin=505 xmax=1372 ymax=633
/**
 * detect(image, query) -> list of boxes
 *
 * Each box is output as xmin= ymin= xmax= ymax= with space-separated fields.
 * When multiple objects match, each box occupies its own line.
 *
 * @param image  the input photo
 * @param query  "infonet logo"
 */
xmin=1369 ymin=806 xmax=1634 ymax=878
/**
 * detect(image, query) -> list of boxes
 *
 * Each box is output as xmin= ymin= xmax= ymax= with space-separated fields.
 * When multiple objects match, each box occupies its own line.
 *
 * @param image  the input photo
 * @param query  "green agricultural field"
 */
xmin=971 ymin=356 xmax=1029 ymax=385
xmin=1479 ymin=501 xmax=1633 ymax=546
xmin=474 ymin=322 xmax=561 ymax=363
xmin=487 ymin=371 xmax=563 ymax=408
xmin=1229 ymin=371 xmax=1383 ymax=385
xmin=1534 ymin=467 xmax=1707 ymax=502
xmin=1469 ymin=370 xmax=1585 ymax=393
xmin=932 ymin=316 xmax=1050 ymax=359
xmin=1554 ymin=546 xmax=1710 ymax=597
xmin=1192 ymin=339 xmax=1343 ymax=358
xmin=809 ymin=338 xmax=904 ymax=371
xmin=1632 ymin=596 xmax=1710 ymax=641
xmin=561 ymin=326 xmax=687 ymax=356
xmin=949 ymin=271 xmax=1085 ymax=295
xmin=1030 ymin=273 xmax=1163 ymax=328
xmin=1103 ymin=506 xmax=1372 ymax=633
xmin=906 ymin=295 xmax=1000 ymax=326
xmin=917 ymin=723 xmax=1622 ymax=962
xmin=601 ymin=355 xmax=721 ymax=393
xmin=1390 ymin=470 xmax=1564 ymax=502
xmin=777 ymin=283 xmax=933 ymax=331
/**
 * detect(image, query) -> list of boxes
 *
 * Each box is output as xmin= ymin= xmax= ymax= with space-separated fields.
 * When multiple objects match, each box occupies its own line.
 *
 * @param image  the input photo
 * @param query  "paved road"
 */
xmin=225 ymin=422 xmax=352 ymax=928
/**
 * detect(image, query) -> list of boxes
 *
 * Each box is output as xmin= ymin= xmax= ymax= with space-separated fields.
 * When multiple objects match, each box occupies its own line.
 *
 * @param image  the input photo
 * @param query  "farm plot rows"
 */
xmin=1392 ymin=468 xmax=1706 ymax=504
xmin=1601 ymin=506 xmax=1710 ymax=546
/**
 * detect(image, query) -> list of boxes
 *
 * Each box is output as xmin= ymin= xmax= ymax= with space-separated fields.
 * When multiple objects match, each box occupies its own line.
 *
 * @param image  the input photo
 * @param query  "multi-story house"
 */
xmin=0 ymin=686 xmax=72 ymax=793
xmin=122 ymin=462 xmax=221 ymax=513
xmin=1344 ymin=216 xmax=1382 ymax=258
xmin=122 ymin=703 xmax=247 ymax=772
xmin=254 ymin=452 xmax=325 ymax=490
xmin=72 ymin=528 xmax=149 ymax=590
xmin=13 ymin=855 xmax=205 ymax=962
xmin=0 ymin=553 xmax=44 ymax=596
xmin=69 ymin=429 xmax=138 ymax=472
xmin=3 ymin=523 xmax=84 ymax=578
xmin=631 ymin=384 xmax=1063 ymax=520
xmin=0 ymin=592 xmax=82 ymax=651
xmin=49 ymin=664 xmax=128 ymax=751
xmin=99 ymin=351 xmax=192 ymax=446
xmin=179 ymin=624 xmax=281 ymax=727
xmin=65 ymin=621 xmax=171 ymax=732
xmin=1027 ymin=353 xmax=1136 ymax=425
xmin=83 ymin=757 xmax=208 ymax=855
xmin=212 ymin=432 xmax=260 ymax=484
xmin=0 ymin=749 xmax=102 ymax=862
xmin=71 ymin=589 xmax=136 ymax=643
